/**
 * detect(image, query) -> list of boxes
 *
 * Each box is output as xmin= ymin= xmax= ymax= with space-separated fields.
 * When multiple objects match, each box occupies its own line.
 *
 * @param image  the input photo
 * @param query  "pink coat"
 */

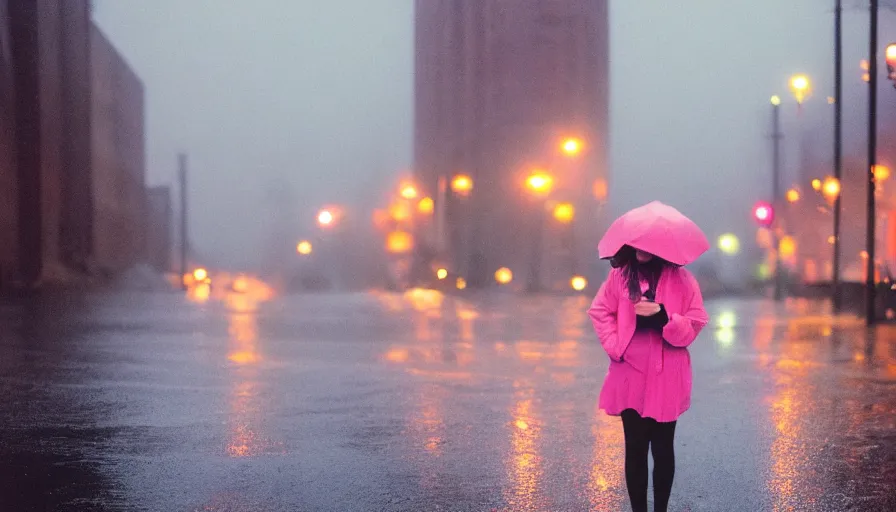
xmin=588 ymin=266 xmax=709 ymax=421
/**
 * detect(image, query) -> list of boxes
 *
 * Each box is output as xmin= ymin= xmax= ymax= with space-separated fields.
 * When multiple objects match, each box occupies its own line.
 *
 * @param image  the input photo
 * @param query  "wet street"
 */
xmin=0 ymin=286 xmax=894 ymax=512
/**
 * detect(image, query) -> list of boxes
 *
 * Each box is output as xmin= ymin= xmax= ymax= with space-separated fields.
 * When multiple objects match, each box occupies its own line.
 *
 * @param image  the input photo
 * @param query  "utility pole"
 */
xmin=833 ymin=0 xmax=844 ymax=312
xmin=179 ymin=154 xmax=188 ymax=290
xmin=866 ymin=0 xmax=879 ymax=325
xmin=771 ymin=96 xmax=784 ymax=301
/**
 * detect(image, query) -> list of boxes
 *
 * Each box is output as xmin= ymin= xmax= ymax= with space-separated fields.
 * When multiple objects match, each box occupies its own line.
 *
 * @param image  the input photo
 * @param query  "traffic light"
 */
xmin=753 ymin=201 xmax=775 ymax=228
xmin=887 ymin=43 xmax=896 ymax=88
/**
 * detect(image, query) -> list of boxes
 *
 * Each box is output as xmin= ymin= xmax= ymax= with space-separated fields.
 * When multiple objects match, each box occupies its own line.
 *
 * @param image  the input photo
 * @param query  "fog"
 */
xmin=92 ymin=0 xmax=896 ymax=272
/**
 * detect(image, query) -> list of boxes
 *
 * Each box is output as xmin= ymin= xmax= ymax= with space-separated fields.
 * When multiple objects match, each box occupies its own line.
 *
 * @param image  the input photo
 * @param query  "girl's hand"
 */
xmin=634 ymin=300 xmax=662 ymax=316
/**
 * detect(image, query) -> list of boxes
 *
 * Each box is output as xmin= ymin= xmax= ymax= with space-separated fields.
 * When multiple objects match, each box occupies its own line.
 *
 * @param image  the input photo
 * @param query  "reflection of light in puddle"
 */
xmin=715 ymin=327 xmax=735 ymax=346
xmin=506 ymin=394 xmax=541 ymax=510
xmin=717 ymin=310 xmax=736 ymax=329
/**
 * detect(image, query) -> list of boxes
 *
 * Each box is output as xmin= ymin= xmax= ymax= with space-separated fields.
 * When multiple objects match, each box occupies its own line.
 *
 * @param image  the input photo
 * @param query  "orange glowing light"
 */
xmin=874 ymin=164 xmax=890 ymax=182
xmin=456 ymin=277 xmax=467 ymax=290
xmin=400 ymin=183 xmax=418 ymax=200
xmin=553 ymin=203 xmax=575 ymax=224
xmin=786 ymin=188 xmax=800 ymax=203
xmin=232 ymin=276 xmax=249 ymax=293
xmin=822 ymin=177 xmax=840 ymax=201
xmin=388 ymin=201 xmax=412 ymax=222
xmin=386 ymin=231 xmax=414 ymax=254
xmin=571 ymin=275 xmax=587 ymax=291
xmin=436 ymin=268 xmax=448 ymax=280
xmin=417 ymin=196 xmax=434 ymax=215
xmin=525 ymin=172 xmax=553 ymax=196
xmin=811 ymin=179 xmax=822 ymax=191
xmin=779 ymin=236 xmax=796 ymax=259
xmin=451 ymin=174 xmax=473 ymax=196
xmin=193 ymin=267 xmax=209 ymax=282
xmin=790 ymin=74 xmax=811 ymax=104
xmin=561 ymin=137 xmax=583 ymax=156
xmin=495 ymin=267 xmax=513 ymax=285
xmin=887 ymin=44 xmax=896 ymax=61
xmin=296 ymin=240 xmax=313 ymax=255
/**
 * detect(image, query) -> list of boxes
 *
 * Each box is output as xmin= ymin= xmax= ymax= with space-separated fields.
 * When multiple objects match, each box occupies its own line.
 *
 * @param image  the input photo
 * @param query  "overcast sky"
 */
xmin=92 ymin=0 xmax=896 ymax=269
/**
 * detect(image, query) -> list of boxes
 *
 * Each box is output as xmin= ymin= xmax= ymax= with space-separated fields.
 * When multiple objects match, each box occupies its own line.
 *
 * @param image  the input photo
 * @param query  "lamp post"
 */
xmin=866 ymin=0 xmax=879 ymax=325
xmin=833 ymin=0 xmax=844 ymax=312
xmin=770 ymin=96 xmax=784 ymax=300
xmin=525 ymin=171 xmax=553 ymax=292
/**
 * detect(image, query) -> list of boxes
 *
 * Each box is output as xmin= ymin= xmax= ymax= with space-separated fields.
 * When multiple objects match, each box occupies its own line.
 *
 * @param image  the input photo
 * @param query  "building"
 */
xmin=90 ymin=23 xmax=147 ymax=276
xmin=0 ymin=1 xmax=149 ymax=289
xmin=414 ymin=0 xmax=610 ymax=288
xmin=146 ymin=186 xmax=172 ymax=273
xmin=1 ymin=0 xmax=94 ymax=286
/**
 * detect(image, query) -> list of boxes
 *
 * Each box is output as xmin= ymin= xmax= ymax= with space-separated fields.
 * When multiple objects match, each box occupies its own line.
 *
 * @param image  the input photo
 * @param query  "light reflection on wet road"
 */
xmin=0 ymin=288 xmax=894 ymax=511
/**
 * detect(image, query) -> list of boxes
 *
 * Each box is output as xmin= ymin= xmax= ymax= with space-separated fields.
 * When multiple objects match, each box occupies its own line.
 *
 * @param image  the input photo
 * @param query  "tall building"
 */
xmin=414 ymin=0 xmax=610 ymax=288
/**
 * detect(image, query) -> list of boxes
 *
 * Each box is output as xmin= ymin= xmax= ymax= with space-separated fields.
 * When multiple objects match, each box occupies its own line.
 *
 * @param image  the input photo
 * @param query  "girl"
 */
xmin=589 ymin=244 xmax=708 ymax=512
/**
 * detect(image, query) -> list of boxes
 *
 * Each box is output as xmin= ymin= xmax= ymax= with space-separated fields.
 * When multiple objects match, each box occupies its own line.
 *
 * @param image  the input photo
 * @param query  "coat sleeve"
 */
xmin=588 ymin=270 xmax=624 ymax=361
xmin=662 ymin=269 xmax=709 ymax=348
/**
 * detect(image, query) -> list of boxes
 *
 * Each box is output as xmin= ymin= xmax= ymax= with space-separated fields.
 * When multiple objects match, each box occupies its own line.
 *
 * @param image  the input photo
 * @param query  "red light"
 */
xmin=753 ymin=201 xmax=775 ymax=227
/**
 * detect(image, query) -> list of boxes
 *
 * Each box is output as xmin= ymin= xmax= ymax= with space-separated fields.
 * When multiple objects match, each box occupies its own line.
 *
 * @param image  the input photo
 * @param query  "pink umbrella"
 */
xmin=598 ymin=201 xmax=709 ymax=266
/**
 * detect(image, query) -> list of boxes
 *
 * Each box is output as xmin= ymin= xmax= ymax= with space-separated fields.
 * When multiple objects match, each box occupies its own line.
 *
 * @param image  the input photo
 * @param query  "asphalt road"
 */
xmin=0 ymin=287 xmax=893 ymax=511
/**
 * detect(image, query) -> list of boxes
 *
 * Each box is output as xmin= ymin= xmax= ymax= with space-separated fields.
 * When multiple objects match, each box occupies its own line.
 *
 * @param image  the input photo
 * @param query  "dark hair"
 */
xmin=610 ymin=245 xmax=673 ymax=301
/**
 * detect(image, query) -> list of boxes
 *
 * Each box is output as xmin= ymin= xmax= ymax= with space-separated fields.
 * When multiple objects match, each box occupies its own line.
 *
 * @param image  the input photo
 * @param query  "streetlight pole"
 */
xmin=771 ymin=96 xmax=784 ymax=301
xmin=833 ymin=0 xmax=844 ymax=312
xmin=178 ymin=153 xmax=188 ymax=291
xmin=866 ymin=0 xmax=879 ymax=325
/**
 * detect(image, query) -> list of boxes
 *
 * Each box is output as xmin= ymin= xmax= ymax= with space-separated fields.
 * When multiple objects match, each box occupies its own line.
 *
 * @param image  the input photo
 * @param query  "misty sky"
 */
xmin=93 ymin=1 xmax=896 ymax=270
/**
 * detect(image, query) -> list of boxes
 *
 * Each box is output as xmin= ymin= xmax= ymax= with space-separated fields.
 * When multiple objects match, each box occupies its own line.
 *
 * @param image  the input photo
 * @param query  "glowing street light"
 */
xmin=386 ymin=231 xmax=414 ymax=254
xmin=456 ymin=277 xmax=467 ymax=290
xmin=417 ymin=196 xmax=434 ymax=215
xmin=296 ymin=240 xmax=313 ymax=255
xmin=779 ymin=236 xmax=797 ymax=259
xmin=717 ymin=234 xmax=740 ymax=255
xmin=873 ymin=164 xmax=890 ymax=182
xmin=495 ymin=267 xmax=513 ymax=285
xmin=561 ymin=137 xmax=583 ymax=156
xmin=786 ymin=188 xmax=800 ymax=203
xmin=790 ymin=74 xmax=811 ymax=104
xmin=525 ymin=172 xmax=553 ymax=197
xmin=822 ymin=176 xmax=841 ymax=202
xmin=570 ymin=275 xmax=587 ymax=291
xmin=811 ymin=178 xmax=822 ymax=191
xmin=451 ymin=174 xmax=473 ymax=196
xmin=193 ymin=267 xmax=209 ymax=282
xmin=770 ymin=95 xmax=782 ymax=106
xmin=553 ymin=202 xmax=575 ymax=223
xmin=400 ymin=183 xmax=418 ymax=200
xmin=436 ymin=268 xmax=448 ymax=280
xmin=317 ymin=208 xmax=335 ymax=227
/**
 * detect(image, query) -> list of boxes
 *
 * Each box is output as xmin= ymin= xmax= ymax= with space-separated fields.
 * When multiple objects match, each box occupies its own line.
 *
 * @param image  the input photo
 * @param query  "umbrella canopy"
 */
xmin=598 ymin=201 xmax=709 ymax=266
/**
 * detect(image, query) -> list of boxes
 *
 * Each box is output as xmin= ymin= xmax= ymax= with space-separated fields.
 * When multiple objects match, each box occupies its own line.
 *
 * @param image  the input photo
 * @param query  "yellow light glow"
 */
xmin=388 ymin=201 xmax=412 ymax=222
xmin=553 ymin=203 xmax=575 ymax=223
xmin=525 ymin=172 xmax=553 ymax=196
xmin=561 ymin=138 xmax=583 ymax=156
xmin=779 ymin=236 xmax=796 ymax=259
xmin=456 ymin=277 xmax=467 ymax=290
xmin=887 ymin=44 xmax=896 ymax=61
xmin=790 ymin=74 xmax=811 ymax=104
xmin=570 ymin=275 xmax=587 ymax=291
xmin=400 ymin=183 xmax=418 ymax=200
xmin=436 ymin=268 xmax=448 ymax=280
xmin=386 ymin=231 xmax=414 ymax=254
xmin=495 ymin=267 xmax=513 ymax=285
xmin=811 ymin=178 xmax=822 ymax=191
xmin=296 ymin=240 xmax=313 ymax=255
xmin=874 ymin=164 xmax=890 ymax=182
xmin=718 ymin=234 xmax=740 ymax=255
xmin=828 ymin=235 xmax=836 ymax=245
xmin=822 ymin=177 xmax=840 ymax=201
xmin=193 ymin=268 xmax=208 ymax=282
xmin=786 ymin=188 xmax=800 ymax=203
xmin=770 ymin=95 xmax=781 ymax=106
xmin=451 ymin=174 xmax=473 ymax=196
xmin=418 ymin=196 xmax=434 ymax=215
xmin=232 ymin=276 xmax=249 ymax=293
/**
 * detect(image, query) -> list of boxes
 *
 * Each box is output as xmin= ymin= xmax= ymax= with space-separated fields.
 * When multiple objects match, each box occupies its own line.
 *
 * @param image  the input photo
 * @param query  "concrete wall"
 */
xmin=146 ymin=186 xmax=172 ymax=273
xmin=90 ymin=23 xmax=146 ymax=275
xmin=414 ymin=0 xmax=610 ymax=287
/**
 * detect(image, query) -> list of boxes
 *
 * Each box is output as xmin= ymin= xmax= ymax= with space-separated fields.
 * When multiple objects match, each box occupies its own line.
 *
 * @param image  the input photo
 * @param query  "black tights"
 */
xmin=620 ymin=409 xmax=676 ymax=512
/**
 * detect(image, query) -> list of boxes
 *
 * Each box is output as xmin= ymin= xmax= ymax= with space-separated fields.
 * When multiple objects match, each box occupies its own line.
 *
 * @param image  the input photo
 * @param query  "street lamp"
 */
xmin=822 ymin=177 xmax=841 ymax=203
xmin=718 ymin=234 xmax=740 ymax=255
xmin=786 ymin=188 xmax=801 ymax=203
xmin=886 ymin=43 xmax=896 ymax=87
xmin=317 ymin=208 xmax=335 ymax=227
xmin=417 ymin=196 xmax=434 ymax=215
xmin=450 ymin=174 xmax=473 ymax=196
xmin=495 ymin=267 xmax=513 ymax=285
xmin=296 ymin=240 xmax=313 ymax=255
xmin=790 ymin=74 xmax=811 ymax=105
xmin=525 ymin=171 xmax=553 ymax=197
xmin=811 ymin=178 xmax=822 ymax=192
xmin=561 ymin=137 xmax=583 ymax=157
xmin=400 ymin=182 xmax=418 ymax=200
xmin=570 ymin=275 xmax=587 ymax=291
xmin=524 ymin=171 xmax=553 ymax=292
xmin=552 ymin=202 xmax=575 ymax=224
